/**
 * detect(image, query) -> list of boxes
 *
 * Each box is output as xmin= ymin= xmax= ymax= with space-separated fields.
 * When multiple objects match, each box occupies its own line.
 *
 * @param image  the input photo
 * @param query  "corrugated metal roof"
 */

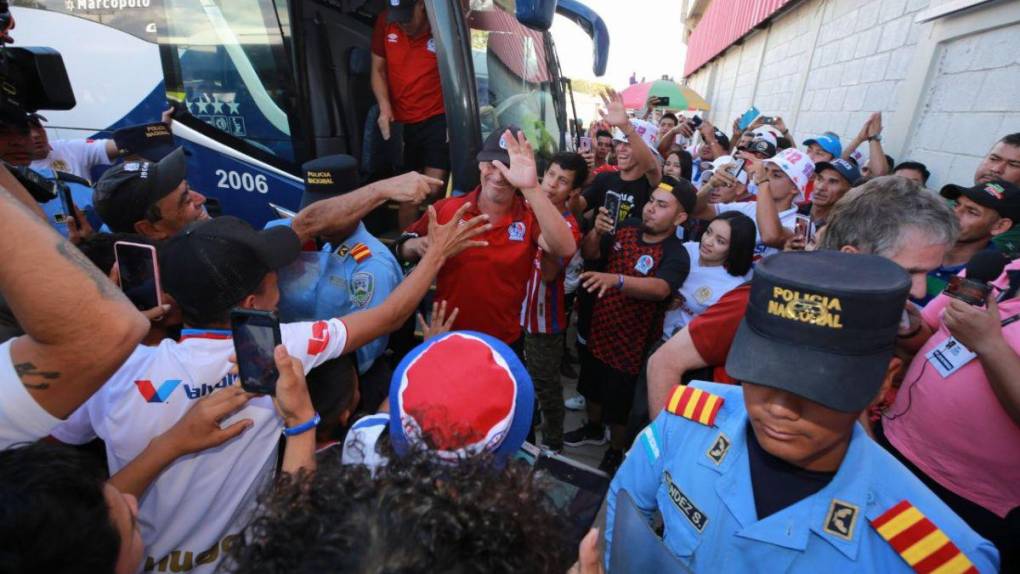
xmin=683 ymin=0 xmax=795 ymax=77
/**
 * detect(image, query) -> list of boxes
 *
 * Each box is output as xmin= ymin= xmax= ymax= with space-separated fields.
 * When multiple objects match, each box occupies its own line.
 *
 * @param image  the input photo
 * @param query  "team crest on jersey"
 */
xmin=508 ymin=221 xmax=526 ymax=241
xmin=50 ymin=159 xmax=70 ymax=172
xmin=387 ymin=32 xmax=398 ymax=43
xmin=427 ymin=38 xmax=436 ymax=53
xmin=695 ymin=286 xmax=713 ymax=304
xmin=350 ymin=272 xmax=375 ymax=308
xmin=634 ymin=254 xmax=654 ymax=275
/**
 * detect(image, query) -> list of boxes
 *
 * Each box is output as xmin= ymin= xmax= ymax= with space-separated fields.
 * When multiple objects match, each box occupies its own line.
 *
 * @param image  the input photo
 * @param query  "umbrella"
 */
xmin=620 ymin=80 xmax=711 ymax=111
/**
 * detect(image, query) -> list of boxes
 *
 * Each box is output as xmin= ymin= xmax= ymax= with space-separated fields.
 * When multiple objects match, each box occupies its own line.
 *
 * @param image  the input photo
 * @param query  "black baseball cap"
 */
xmin=112 ymin=122 xmax=177 ymax=161
xmin=93 ymin=147 xmax=188 ymax=232
xmin=477 ymin=125 xmax=521 ymax=165
xmin=160 ymin=216 xmax=301 ymax=320
xmin=747 ymin=137 xmax=777 ymax=159
xmin=940 ymin=179 xmax=1020 ymax=223
xmin=814 ymin=158 xmax=862 ymax=186
xmin=300 ymin=154 xmax=358 ymax=209
xmin=387 ymin=0 xmax=419 ymax=23
xmin=657 ymin=175 xmax=696 ymax=215
xmin=725 ymin=251 xmax=910 ymax=412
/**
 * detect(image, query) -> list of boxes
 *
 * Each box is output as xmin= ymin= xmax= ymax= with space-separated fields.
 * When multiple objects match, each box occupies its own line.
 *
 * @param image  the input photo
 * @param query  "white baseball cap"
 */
xmin=764 ymin=147 xmax=815 ymax=192
xmin=612 ymin=119 xmax=659 ymax=150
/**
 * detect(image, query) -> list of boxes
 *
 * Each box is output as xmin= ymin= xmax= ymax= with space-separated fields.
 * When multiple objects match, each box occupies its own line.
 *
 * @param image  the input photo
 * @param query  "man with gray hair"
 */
xmin=647 ymin=176 xmax=958 ymax=416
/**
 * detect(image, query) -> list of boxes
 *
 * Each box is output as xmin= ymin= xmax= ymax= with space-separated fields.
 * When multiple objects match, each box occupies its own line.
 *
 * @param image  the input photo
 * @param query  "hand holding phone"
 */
xmin=727 ymin=158 xmax=747 ymax=179
xmin=794 ymin=214 xmax=813 ymax=243
xmin=231 ymin=309 xmax=282 ymax=395
xmin=114 ymin=241 xmax=163 ymax=310
xmin=579 ymin=136 xmax=592 ymax=153
xmin=603 ymin=191 xmax=622 ymax=233
xmin=57 ymin=183 xmax=76 ymax=227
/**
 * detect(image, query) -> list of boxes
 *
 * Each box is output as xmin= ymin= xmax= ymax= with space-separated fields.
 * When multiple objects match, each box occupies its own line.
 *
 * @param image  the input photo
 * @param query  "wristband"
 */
xmin=283 ymin=412 xmax=320 ymax=437
xmin=616 ymin=275 xmax=625 ymax=290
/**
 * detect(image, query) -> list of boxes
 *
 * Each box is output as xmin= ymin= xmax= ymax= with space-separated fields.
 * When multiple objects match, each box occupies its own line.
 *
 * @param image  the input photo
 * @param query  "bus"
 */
xmin=11 ymin=0 xmax=608 ymax=228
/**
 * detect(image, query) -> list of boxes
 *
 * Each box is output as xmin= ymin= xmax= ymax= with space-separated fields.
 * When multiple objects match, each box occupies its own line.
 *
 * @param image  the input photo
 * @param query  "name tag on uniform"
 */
xmin=635 ymin=254 xmax=654 ymax=275
xmin=925 ymin=336 xmax=977 ymax=378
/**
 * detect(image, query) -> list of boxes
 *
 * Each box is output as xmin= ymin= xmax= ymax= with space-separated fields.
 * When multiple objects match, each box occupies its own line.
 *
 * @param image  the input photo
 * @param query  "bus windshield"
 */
xmin=468 ymin=0 xmax=562 ymax=162
xmin=161 ymin=0 xmax=298 ymax=161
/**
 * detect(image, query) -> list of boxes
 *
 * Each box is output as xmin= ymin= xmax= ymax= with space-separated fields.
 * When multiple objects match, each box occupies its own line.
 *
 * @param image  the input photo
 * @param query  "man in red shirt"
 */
xmin=371 ymin=0 xmax=448 ymax=228
xmin=396 ymin=127 xmax=577 ymax=353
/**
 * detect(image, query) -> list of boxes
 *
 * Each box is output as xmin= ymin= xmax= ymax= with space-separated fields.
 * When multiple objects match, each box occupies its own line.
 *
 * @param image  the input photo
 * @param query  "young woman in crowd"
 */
xmin=662 ymin=211 xmax=755 ymax=341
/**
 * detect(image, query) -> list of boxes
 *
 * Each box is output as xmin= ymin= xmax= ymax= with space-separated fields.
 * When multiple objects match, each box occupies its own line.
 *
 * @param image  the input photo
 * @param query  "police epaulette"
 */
xmin=350 ymin=243 xmax=372 ymax=262
xmin=871 ymin=500 xmax=978 ymax=574
xmin=53 ymin=170 xmax=91 ymax=186
xmin=665 ymin=386 xmax=724 ymax=426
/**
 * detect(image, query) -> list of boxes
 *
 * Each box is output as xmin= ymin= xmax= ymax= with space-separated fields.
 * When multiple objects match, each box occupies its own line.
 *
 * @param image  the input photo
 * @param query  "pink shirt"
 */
xmin=884 ymin=260 xmax=1020 ymax=518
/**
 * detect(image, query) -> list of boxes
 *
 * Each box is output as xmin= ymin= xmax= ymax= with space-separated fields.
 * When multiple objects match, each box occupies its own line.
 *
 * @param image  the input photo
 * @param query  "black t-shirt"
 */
xmin=583 ymin=171 xmax=654 ymax=224
xmin=747 ymin=423 xmax=835 ymax=520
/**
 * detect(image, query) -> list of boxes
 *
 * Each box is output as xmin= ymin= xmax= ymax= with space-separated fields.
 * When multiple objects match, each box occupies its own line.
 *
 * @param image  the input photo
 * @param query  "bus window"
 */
xmin=160 ymin=0 xmax=298 ymax=161
xmin=468 ymin=0 xmax=562 ymax=164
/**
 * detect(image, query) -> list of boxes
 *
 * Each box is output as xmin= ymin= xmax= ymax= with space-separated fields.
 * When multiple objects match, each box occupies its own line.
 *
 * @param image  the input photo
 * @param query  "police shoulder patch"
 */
xmin=870 ymin=500 xmax=978 ymax=574
xmin=665 ymin=386 xmax=724 ymax=427
xmin=349 ymin=272 xmax=375 ymax=309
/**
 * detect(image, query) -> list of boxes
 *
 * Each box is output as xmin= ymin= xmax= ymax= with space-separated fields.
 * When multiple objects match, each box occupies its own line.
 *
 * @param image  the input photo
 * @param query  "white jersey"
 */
xmin=0 ymin=340 xmax=62 ymax=448
xmin=51 ymin=319 xmax=348 ymax=574
xmin=341 ymin=412 xmax=390 ymax=472
xmin=662 ymin=242 xmax=751 ymax=340
xmin=30 ymin=139 xmax=111 ymax=181
xmin=715 ymin=201 xmax=798 ymax=260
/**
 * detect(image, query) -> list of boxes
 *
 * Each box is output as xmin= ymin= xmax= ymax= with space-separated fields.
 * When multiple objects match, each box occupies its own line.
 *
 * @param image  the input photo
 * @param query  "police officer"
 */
xmin=605 ymin=251 xmax=1000 ymax=572
xmin=270 ymin=156 xmax=421 ymax=412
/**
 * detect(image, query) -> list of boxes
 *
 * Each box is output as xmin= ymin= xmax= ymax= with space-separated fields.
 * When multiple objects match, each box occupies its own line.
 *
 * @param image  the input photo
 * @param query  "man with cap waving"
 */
xmin=371 ymin=0 xmax=448 ymax=229
xmin=605 ymin=251 xmax=999 ymax=572
xmin=396 ymin=127 xmax=576 ymax=351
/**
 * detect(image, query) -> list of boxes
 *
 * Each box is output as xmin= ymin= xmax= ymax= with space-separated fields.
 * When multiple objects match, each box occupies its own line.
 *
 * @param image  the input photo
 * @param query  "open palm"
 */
xmin=599 ymin=89 xmax=629 ymax=128
xmin=493 ymin=129 xmax=539 ymax=190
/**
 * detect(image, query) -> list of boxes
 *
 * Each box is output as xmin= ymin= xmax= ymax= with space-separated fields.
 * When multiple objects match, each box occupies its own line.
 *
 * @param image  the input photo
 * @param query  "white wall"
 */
xmin=686 ymin=0 xmax=1020 ymax=189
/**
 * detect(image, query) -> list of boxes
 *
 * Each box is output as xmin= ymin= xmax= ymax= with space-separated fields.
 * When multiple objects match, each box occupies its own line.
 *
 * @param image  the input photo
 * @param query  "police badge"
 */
xmin=349 ymin=272 xmax=375 ymax=308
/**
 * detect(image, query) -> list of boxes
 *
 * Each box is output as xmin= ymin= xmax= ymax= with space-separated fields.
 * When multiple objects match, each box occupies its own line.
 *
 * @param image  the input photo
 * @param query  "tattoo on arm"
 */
xmin=14 ymin=362 xmax=59 ymax=389
xmin=56 ymin=241 xmax=122 ymax=300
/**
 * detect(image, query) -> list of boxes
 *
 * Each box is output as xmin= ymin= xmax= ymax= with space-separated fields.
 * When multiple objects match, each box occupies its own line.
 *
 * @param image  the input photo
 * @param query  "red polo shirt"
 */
xmin=405 ymin=188 xmax=540 ymax=343
xmin=371 ymin=12 xmax=445 ymax=125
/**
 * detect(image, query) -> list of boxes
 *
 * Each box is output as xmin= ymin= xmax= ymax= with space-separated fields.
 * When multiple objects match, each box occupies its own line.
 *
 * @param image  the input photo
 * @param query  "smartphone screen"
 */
xmin=737 ymin=106 xmax=760 ymax=131
xmin=114 ymin=242 xmax=162 ymax=310
xmin=603 ymin=191 xmax=622 ymax=232
xmin=231 ymin=309 xmax=282 ymax=395
xmin=579 ymin=136 xmax=592 ymax=153
xmin=57 ymin=184 xmax=75 ymax=226
xmin=728 ymin=158 xmax=747 ymax=178
xmin=794 ymin=215 xmax=813 ymax=243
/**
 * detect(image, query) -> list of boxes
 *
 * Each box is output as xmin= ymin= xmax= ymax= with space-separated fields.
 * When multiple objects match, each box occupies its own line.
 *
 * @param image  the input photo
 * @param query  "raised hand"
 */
xmin=417 ymin=300 xmax=460 ymax=341
xmin=491 ymin=129 xmax=539 ymax=190
xmin=599 ymin=89 xmax=630 ymax=129
xmin=425 ymin=202 xmax=491 ymax=260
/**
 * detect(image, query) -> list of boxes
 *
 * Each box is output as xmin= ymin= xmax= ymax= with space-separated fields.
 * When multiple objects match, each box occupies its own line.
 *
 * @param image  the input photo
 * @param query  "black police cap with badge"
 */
xmin=112 ymin=122 xmax=178 ymax=162
xmin=725 ymin=250 xmax=911 ymax=412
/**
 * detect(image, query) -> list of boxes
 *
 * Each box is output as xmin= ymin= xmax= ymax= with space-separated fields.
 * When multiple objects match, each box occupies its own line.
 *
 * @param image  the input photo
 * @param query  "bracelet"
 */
xmin=283 ymin=412 xmax=320 ymax=437
xmin=616 ymin=275 xmax=625 ymax=290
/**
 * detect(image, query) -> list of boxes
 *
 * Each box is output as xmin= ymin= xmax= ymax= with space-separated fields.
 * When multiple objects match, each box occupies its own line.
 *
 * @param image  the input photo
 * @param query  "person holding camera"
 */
xmin=564 ymin=177 xmax=692 ymax=474
xmin=880 ymin=248 xmax=1020 ymax=570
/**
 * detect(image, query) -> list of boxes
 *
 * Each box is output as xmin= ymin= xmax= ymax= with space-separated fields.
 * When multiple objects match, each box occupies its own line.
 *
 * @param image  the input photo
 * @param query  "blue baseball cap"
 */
xmin=389 ymin=331 xmax=534 ymax=464
xmin=815 ymin=158 xmax=861 ymax=186
xmin=803 ymin=133 xmax=842 ymax=158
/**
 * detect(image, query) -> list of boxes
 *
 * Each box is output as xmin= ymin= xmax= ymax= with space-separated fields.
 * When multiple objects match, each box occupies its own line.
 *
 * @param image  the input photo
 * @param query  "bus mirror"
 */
xmin=555 ymin=0 xmax=609 ymax=77
xmin=516 ymin=0 xmax=557 ymax=32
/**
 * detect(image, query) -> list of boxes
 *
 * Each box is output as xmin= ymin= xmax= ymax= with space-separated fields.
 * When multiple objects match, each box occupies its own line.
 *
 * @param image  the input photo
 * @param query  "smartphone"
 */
xmin=727 ymin=158 xmax=747 ymax=179
xmin=689 ymin=116 xmax=703 ymax=129
xmin=603 ymin=191 xmax=622 ymax=232
xmin=761 ymin=116 xmax=776 ymax=125
xmin=794 ymin=214 xmax=813 ymax=243
xmin=56 ymin=183 xmax=75 ymax=226
xmin=231 ymin=309 xmax=282 ymax=395
xmin=114 ymin=241 xmax=162 ymax=310
xmin=654 ymin=96 xmax=670 ymax=107
xmin=737 ymin=106 xmax=761 ymax=131
xmin=579 ymin=136 xmax=592 ymax=153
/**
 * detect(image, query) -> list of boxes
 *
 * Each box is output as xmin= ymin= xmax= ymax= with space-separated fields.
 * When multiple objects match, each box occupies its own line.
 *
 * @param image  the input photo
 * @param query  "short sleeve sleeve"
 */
xmin=371 ymin=13 xmax=388 ymax=57
xmin=0 ymin=340 xmax=64 ymax=448
xmin=654 ymin=238 xmax=691 ymax=292
xmin=281 ymin=318 xmax=350 ymax=373
xmin=688 ymin=284 xmax=750 ymax=366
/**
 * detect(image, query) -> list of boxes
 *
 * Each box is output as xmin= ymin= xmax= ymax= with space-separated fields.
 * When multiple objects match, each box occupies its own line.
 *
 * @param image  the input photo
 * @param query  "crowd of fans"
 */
xmin=0 ymin=1 xmax=1018 ymax=572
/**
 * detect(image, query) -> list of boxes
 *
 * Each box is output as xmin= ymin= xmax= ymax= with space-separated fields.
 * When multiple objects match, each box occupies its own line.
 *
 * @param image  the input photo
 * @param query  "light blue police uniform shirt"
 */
xmin=34 ymin=167 xmax=104 ymax=239
xmin=605 ymin=381 xmax=1000 ymax=573
xmin=267 ymin=219 xmax=403 ymax=373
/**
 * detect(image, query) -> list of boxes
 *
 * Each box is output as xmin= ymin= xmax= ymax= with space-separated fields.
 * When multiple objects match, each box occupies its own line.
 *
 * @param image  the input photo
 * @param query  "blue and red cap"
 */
xmin=389 ymin=331 xmax=534 ymax=463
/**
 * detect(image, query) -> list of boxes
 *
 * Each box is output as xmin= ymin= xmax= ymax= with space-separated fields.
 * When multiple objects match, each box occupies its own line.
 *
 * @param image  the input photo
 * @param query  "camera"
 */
xmin=0 ymin=1 xmax=76 ymax=126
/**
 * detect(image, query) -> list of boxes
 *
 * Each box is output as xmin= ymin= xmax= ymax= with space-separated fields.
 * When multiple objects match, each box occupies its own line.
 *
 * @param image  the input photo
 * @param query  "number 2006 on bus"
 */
xmin=215 ymin=169 xmax=269 ymax=194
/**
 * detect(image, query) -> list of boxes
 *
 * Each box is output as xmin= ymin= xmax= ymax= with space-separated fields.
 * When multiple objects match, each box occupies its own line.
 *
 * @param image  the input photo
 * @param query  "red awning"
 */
xmin=684 ymin=0 xmax=796 ymax=77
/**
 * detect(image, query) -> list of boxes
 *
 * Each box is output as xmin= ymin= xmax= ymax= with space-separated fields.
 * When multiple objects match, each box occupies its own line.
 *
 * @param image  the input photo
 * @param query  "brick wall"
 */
xmin=686 ymin=0 xmax=1020 ymax=189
